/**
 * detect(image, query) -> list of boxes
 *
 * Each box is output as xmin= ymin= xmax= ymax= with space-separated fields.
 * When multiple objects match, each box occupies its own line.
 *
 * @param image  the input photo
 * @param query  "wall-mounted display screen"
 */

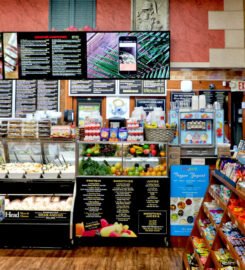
xmin=87 ymin=31 xmax=170 ymax=79
xmin=0 ymin=31 xmax=170 ymax=80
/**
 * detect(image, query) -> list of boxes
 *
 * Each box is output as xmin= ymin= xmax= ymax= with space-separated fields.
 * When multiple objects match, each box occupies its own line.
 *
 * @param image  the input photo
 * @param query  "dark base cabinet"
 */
xmin=74 ymin=176 xmax=170 ymax=247
xmin=0 ymin=179 xmax=75 ymax=249
xmin=0 ymin=224 xmax=72 ymax=249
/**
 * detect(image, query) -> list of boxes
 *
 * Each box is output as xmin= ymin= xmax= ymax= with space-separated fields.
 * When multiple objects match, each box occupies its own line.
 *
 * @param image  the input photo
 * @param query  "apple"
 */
xmin=150 ymin=144 xmax=156 ymax=150
xmin=151 ymin=149 xmax=157 ymax=156
xmin=143 ymin=149 xmax=150 ymax=155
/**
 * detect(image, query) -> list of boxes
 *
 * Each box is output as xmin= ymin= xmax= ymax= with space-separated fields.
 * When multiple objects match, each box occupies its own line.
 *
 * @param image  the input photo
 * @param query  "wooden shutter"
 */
xmin=49 ymin=0 xmax=96 ymax=30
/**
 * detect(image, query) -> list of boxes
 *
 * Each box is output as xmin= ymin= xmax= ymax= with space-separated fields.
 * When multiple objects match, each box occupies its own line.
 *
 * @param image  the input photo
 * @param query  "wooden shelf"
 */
xmin=196 ymin=220 xmax=213 ymax=249
xmin=182 ymin=252 xmax=191 ymax=270
xmin=212 ymin=171 xmax=245 ymax=201
xmin=183 ymin=170 xmax=244 ymax=269
xmin=202 ymin=204 xmax=222 ymax=230
xmin=210 ymin=250 xmax=222 ymax=270
xmin=226 ymin=207 xmax=245 ymax=236
xmin=218 ymin=228 xmax=245 ymax=270
xmin=208 ymin=187 xmax=228 ymax=210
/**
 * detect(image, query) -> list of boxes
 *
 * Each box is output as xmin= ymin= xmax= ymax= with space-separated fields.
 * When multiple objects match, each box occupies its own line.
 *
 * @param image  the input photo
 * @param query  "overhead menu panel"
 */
xmin=0 ymin=80 xmax=13 ymax=118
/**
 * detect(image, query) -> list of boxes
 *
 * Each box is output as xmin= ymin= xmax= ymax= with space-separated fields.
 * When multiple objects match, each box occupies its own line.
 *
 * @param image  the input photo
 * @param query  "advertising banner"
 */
xmin=170 ymin=165 xmax=209 ymax=236
xmin=75 ymin=177 xmax=170 ymax=245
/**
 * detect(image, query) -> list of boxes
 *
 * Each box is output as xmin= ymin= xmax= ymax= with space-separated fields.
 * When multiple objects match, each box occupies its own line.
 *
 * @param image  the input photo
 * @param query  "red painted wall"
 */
xmin=170 ymin=0 xmax=224 ymax=62
xmin=0 ymin=0 xmax=49 ymax=32
xmin=96 ymin=0 xmax=131 ymax=31
xmin=0 ymin=0 xmax=225 ymax=63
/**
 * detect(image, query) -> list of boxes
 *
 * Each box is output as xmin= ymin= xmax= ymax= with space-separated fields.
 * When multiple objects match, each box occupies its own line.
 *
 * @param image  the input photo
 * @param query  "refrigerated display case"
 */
xmin=0 ymin=139 xmax=76 ymax=248
xmin=74 ymin=141 xmax=170 ymax=246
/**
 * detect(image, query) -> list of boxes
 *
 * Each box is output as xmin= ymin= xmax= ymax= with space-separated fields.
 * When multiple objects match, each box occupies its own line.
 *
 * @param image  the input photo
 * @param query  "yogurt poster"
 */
xmin=170 ymin=165 xmax=209 ymax=236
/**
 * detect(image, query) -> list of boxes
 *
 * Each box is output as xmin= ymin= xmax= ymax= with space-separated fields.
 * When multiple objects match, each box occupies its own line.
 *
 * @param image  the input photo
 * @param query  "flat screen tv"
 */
xmin=86 ymin=31 xmax=170 ymax=80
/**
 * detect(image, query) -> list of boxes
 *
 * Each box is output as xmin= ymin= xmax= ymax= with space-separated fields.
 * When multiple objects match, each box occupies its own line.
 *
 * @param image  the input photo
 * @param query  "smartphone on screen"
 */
xmin=118 ymin=36 xmax=137 ymax=74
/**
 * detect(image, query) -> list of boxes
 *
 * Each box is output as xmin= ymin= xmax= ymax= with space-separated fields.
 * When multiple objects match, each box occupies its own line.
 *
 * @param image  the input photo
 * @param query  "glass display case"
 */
xmin=0 ymin=138 xmax=76 ymax=248
xmin=77 ymin=141 xmax=168 ymax=177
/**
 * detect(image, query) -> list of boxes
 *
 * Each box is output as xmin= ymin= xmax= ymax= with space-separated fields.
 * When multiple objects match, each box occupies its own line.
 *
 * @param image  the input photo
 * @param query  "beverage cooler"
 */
xmin=169 ymin=110 xmax=224 ymax=156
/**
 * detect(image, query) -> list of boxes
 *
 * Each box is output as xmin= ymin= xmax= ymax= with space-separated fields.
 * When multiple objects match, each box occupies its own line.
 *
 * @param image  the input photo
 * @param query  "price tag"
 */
xmin=191 ymin=158 xmax=205 ymax=165
xmin=226 ymin=244 xmax=230 ymax=250
xmin=228 ymin=212 xmax=231 ymax=218
xmin=235 ymin=220 xmax=238 ymax=226
xmin=237 ymin=260 xmax=240 ymax=267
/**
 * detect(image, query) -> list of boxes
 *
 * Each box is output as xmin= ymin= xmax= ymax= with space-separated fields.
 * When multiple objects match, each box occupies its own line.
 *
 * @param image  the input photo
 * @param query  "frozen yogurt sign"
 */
xmin=229 ymin=81 xmax=245 ymax=92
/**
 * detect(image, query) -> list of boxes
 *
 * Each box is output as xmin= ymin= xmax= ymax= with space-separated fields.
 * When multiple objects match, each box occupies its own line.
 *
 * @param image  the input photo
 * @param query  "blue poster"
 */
xmin=170 ymin=165 xmax=209 ymax=236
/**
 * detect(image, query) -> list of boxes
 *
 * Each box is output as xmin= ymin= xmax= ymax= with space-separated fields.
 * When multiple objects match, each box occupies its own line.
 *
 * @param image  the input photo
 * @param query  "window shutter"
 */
xmin=74 ymin=0 xmax=96 ymax=29
xmin=49 ymin=0 xmax=96 ymax=31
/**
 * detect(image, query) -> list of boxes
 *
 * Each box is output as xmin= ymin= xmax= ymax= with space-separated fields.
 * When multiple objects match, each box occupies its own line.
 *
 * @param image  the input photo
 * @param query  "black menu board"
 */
xmin=0 ymin=80 xmax=13 ymax=117
xmin=69 ymin=80 xmax=116 ymax=96
xmin=15 ymin=80 xmax=59 ymax=118
xmin=15 ymin=80 xmax=37 ymax=117
xmin=143 ymin=80 xmax=165 ymax=95
xmin=18 ymin=32 xmax=86 ymax=79
xmin=171 ymin=92 xmax=195 ymax=103
xmin=119 ymin=80 xmax=142 ymax=94
xmin=119 ymin=80 xmax=165 ymax=95
xmin=136 ymin=99 xmax=165 ymax=114
xmin=199 ymin=90 xmax=228 ymax=109
xmin=74 ymin=177 xmax=170 ymax=245
xmin=37 ymin=80 xmax=59 ymax=111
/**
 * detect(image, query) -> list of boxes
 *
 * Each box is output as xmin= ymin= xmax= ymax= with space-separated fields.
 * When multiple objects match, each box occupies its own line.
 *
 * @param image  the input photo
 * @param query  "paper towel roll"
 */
xmin=192 ymin=96 xmax=199 ymax=111
xmin=199 ymin=95 xmax=206 ymax=109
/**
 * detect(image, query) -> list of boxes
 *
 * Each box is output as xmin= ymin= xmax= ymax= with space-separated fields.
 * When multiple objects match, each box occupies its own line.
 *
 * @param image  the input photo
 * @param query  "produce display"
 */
xmin=76 ymin=218 xmax=136 ymax=238
xmin=79 ymin=142 xmax=168 ymax=177
xmin=228 ymin=199 xmax=245 ymax=225
xmin=5 ymin=196 xmax=73 ymax=211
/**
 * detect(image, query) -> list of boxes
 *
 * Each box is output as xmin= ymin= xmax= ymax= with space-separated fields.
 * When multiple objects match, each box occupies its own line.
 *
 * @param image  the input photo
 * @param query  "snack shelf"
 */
xmin=226 ymin=208 xmax=245 ymax=236
xmin=210 ymin=250 xmax=223 ymax=270
xmin=190 ymin=237 xmax=206 ymax=270
xmin=182 ymin=252 xmax=191 ymax=270
xmin=196 ymin=220 xmax=213 ymax=249
xmin=208 ymin=187 xmax=228 ymax=210
xmin=218 ymin=228 xmax=245 ymax=269
xmin=212 ymin=171 xmax=245 ymax=201
xmin=202 ymin=204 xmax=220 ymax=230
xmin=184 ymin=170 xmax=244 ymax=269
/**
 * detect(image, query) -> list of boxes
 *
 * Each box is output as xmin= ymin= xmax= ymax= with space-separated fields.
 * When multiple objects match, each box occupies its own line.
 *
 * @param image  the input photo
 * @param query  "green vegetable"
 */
xmin=79 ymin=157 xmax=111 ymax=176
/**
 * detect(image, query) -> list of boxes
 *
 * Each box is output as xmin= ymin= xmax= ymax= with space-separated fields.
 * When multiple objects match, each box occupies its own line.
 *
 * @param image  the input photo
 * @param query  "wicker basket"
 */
xmin=144 ymin=127 xmax=176 ymax=143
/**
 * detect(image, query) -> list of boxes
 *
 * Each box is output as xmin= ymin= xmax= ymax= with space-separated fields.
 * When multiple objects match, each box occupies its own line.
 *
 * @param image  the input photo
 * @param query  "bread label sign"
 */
xmin=230 ymin=80 xmax=245 ymax=92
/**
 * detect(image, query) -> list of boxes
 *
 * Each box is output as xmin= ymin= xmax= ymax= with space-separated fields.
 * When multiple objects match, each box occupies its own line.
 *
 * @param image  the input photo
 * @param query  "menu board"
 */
xmin=69 ymin=80 xmax=115 ymax=96
xmin=170 ymin=92 xmax=195 ymax=103
xmin=170 ymin=165 xmax=209 ymax=236
xmin=75 ymin=177 xmax=169 ymax=245
xmin=119 ymin=80 xmax=165 ymax=95
xmin=199 ymin=90 xmax=228 ymax=109
xmin=0 ymin=80 xmax=13 ymax=117
xmin=136 ymin=99 xmax=165 ymax=114
xmin=0 ymin=33 xmax=3 ymax=80
xmin=119 ymin=80 xmax=142 ymax=94
xmin=15 ymin=80 xmax=37 ymax=117
xmin=37 ymin=80 xmax=59 ymax=111
xmin=17 ymin=32 xmax=86 ymax=80
xmin=15 ymin=80 xmax=59 ymax=118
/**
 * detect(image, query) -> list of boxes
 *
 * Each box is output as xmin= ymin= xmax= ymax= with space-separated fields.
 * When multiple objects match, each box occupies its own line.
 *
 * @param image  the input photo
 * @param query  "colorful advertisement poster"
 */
xmin=170 ymin=165 xmax=209 ymax=236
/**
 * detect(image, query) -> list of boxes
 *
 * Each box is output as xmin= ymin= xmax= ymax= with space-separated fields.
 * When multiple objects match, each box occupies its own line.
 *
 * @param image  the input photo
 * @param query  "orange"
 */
xmin=159 ymin=151 xmax=166 ymax=157
xmin=150 ymin=171 xmax=157 ymax=176
xmin=157 ymin=171 xmax=162 ymax=176
xmin=129 ymin=147 xmax=136 ymax=154
xmin=148 ymin=167 xmax=153 ymax=172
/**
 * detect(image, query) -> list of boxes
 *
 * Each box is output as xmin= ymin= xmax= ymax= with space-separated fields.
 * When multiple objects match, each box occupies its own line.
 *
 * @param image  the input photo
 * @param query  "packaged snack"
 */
xmin=118 ymin=128 xmax=128 ymax=141
xmin=109 ymin=128 xmax=118 ymax=142
xmin=100 ymin=128 xmax=110 ymax=141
